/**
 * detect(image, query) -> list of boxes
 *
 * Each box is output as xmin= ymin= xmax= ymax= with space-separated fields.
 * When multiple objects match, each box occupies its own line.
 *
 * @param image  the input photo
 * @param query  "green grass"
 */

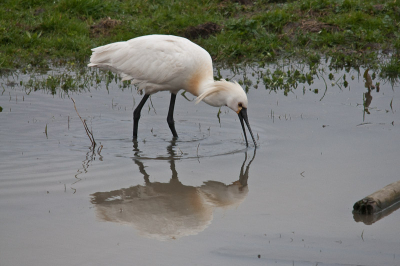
xmin=0 ymin=0 xmax=399 ymax=79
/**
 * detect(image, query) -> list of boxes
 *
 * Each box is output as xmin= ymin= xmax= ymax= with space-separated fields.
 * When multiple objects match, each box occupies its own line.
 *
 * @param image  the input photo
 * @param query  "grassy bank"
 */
xmin=1 ymin=0 xmax=399 ymax=77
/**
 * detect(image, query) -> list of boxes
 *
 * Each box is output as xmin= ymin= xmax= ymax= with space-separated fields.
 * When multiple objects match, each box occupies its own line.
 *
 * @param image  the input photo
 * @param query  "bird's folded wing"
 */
xmin=88 ymin=36 xmax=187 ymax=87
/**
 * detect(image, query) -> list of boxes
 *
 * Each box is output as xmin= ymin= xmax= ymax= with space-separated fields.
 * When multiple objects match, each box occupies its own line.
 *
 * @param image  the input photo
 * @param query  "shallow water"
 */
xmin=0 ymin=65 xmax=399 ymax=266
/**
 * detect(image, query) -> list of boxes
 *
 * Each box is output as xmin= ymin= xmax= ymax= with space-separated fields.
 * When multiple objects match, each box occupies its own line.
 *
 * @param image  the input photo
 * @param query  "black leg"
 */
xmin=167 ymin=93 xmax=178 ymax=138
xmin=133 ymin=94 xmax=150 ymax=139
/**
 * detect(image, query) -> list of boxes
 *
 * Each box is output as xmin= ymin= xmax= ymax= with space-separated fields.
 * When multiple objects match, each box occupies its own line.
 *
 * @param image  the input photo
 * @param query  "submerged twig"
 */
xmin=196 ymin=143 xmax=200 ymax=163
xmin=181 ymin=91 xmax=194 ymax=102
xmin=319 ymin=75 xmax=328 ymax=101
xmin=71 ymin=98 xmax=96 ymax=147
xmin=97 ymin=144 xmax=103 ymax=154
xmin=177 ymin=147 xmax=183 ymax=155
xmin=148 ymin=96 xmax=157 ymax=114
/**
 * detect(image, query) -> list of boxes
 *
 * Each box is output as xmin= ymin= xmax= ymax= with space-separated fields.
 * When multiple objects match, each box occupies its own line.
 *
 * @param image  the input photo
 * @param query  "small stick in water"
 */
xmin=71 ymin=98 xmax=96 ymax=147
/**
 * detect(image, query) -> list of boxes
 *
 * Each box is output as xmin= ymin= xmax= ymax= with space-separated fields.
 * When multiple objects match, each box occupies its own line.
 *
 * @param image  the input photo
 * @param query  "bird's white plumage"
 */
xmin=88 ymin=34 xmax=256 ymax=146
xmin=89 ymin=35 xmax=213 ymax=95
xmin=88 ymin=35 xmax=248 ymax=113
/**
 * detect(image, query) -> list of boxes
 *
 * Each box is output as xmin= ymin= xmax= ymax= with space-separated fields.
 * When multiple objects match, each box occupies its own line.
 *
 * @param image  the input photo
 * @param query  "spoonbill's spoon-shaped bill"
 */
xmin=88 ymin=34 xmax=257 ymax=146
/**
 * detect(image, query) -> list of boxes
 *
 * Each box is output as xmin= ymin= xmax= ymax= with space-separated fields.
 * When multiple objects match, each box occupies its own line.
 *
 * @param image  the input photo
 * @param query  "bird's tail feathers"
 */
xmin=87 ymin=42 xmax=127 ymax=71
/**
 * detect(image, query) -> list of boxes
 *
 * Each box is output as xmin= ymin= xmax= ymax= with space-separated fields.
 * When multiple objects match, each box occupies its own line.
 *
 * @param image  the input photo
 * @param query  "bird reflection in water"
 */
xmin=90 ymin=140 xmax=256 ymax=240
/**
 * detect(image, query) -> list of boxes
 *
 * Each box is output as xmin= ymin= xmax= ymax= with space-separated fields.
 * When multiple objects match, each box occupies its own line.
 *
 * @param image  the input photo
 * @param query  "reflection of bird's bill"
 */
xmin=238 ymin=108 xmax=257 ymax=147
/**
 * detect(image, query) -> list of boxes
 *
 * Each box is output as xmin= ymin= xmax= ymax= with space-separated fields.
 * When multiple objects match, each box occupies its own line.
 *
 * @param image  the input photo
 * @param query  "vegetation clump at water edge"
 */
xmin=1 ymin=0 xmax=399 ymax=90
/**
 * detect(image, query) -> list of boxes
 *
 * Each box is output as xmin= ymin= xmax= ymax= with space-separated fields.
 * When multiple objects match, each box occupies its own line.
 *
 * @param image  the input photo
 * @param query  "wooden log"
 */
xmin=353 ymin=180 xmax=400 ymax=215
xmin=353 ymin=201 xmax=400 ymax=225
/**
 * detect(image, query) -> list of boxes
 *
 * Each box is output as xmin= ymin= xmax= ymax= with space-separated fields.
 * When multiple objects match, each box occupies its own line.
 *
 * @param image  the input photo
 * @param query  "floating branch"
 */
xmin=353 ymin=201 xmax=400 ymax=225
xmin=353 ymin=180 xmax=400 ymax=215
xmin=71 ymin=98 xmax=96 ymax=147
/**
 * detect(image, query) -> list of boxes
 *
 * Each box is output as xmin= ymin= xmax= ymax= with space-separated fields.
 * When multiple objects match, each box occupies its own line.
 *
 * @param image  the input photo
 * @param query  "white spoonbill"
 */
xmin=88 ymin=34 xmax=257 ymax=146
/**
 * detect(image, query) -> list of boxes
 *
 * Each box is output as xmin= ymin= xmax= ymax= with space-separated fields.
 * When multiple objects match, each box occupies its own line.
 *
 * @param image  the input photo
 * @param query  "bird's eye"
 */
xmin=238 ymin=103 xmax=243 ymax=107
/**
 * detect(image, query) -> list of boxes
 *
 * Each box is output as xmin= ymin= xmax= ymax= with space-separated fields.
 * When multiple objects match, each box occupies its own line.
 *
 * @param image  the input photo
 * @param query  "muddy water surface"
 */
xmin=0 ymin=66 xmax=399 ymax=266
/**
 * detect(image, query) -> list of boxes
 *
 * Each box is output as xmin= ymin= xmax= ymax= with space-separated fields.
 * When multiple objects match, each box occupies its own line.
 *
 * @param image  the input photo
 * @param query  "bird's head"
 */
xmin=195 ymin=80 xmax=247 ymax=110
xmin=196 ymin=80 xmax=257 ymax=147
xmin=225 ymin=87 xmax=248 ymax=114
